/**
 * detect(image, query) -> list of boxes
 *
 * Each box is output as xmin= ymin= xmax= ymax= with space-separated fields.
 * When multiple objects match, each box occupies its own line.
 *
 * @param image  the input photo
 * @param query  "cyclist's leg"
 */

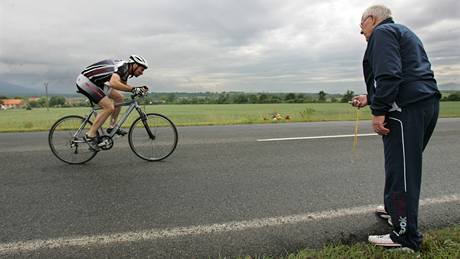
xmin=76 ymin=75 xmax=113 ymax=138
xmin=87 ymin=97 xmax=114 ymax=138
xmin=108 ymin=89 xmax=124 ymax=128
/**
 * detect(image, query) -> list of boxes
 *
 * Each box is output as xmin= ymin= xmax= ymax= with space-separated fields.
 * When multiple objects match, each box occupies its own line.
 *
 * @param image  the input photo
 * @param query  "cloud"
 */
xmin=0 ymin=0 xmax=458 ymax=93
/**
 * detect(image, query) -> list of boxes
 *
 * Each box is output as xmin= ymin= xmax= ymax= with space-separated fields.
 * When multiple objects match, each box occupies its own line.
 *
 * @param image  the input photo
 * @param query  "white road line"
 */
xmin=1 ymin=193 xmax=459 ymax=254
xmin=257 ymin=133 xmax=378 ymax=142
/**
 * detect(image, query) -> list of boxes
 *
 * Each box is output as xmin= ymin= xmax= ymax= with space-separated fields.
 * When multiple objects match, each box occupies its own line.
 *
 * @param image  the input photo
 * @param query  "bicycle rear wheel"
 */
xmin=48 ymin=115 xmax=98 ymax=164
xmin=128 ymin=113 xmax=178 ymax=161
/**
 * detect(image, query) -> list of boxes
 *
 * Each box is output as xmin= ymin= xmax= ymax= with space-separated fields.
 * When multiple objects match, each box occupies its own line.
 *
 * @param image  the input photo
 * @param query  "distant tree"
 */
xmin=341 ymin=90 xmax=354 ymax=103
xmin=166 ymin=93 xmax=176 ymax=103
xmin=0 ymin=99 xmax=3 ymax=105
xmin=37 ymin=96 xmax=48 ymax=107
xmin=330 ymin=97 xmax=338 ymax=103
xmin=318 ymin=91 xmax=327 ymax=102
xmin=189 ymin=97 xmax=199 ymax=104
xmin=0 ymin=95 xmax=7 ymax=100
xmin=233 ymin=94 xmax=248 ymax=104
xmin=270 ymin=95 xmax=282 ymax=103
xmin=446 ymin=92 xmax=460 ymax=101
xmin=14 ymin=96 xmax=23 ymax=99
xmin=217 ymin=93 xmax=229 ymax=104
xmin=258 ymin=93 xmax=269 ymax=103
xmin=203 ymin=97 xmax=211 ymax=104
xmin=49 ymin=96 xmax=66 ymax=106
xmin=285 ymin=93 xmax=296 ymax=102
xmin=29 ymin=100 xmax=41 ymax=108
xmin=295 ymin=93 xmax=305 ymax=103
xmin=179 ymin=98 xmax=190 ymax=104
xmin=248 ymin=94 xmax=258 ymax=104
xmin=303 ymin=96 xmax=314 ymax=103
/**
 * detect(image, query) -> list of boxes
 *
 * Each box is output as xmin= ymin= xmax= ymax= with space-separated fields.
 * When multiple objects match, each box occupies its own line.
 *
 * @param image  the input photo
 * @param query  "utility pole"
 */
xmin=44 ymin=82 xmax=49 ymax=111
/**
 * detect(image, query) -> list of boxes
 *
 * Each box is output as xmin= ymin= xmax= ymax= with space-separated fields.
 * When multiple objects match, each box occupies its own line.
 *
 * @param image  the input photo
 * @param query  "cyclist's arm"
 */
xmin=109 ymin=73 xmax=134 ymax=92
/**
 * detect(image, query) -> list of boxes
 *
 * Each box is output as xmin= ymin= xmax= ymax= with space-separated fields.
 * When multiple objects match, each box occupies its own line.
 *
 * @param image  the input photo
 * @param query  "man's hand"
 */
xmin=350 ymin=95 xmax=368 ymax=108
xmin=372 ymin=115 xmax=390 ymax=135
xmin=131 ymin=86 xmax=149 ymax=96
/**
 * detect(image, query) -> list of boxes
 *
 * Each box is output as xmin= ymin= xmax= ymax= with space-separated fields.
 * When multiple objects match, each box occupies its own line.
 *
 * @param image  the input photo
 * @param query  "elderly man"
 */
xmin=352 ymin=5 xmax=441 ymax=252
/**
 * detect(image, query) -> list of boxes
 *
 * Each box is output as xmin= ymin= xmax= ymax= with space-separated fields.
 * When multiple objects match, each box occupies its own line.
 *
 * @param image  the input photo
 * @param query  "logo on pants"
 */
xmin=398 ymin=216 xmax=407 ymax=235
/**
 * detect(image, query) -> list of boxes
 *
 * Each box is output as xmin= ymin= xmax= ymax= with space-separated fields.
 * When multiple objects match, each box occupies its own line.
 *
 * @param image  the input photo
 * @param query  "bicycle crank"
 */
xmin=98 ymin=135 xmax=114 ymax=150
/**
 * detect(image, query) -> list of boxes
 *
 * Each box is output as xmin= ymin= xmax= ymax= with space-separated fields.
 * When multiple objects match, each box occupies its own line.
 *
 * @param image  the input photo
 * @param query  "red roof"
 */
xmin=3 ymin=99 xmax=24 ymax=105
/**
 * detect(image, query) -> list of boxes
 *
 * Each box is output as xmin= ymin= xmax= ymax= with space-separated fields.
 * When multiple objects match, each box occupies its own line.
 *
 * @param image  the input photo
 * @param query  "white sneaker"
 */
xmin=369 ymin=234 xmax=415 ymax=253
xmin=368 ymin=234 xmax=402 ymax=247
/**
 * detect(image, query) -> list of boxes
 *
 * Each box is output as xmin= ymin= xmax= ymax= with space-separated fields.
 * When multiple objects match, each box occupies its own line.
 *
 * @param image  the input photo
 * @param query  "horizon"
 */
xmin=2 ymin=85 xmax=460 ymax=99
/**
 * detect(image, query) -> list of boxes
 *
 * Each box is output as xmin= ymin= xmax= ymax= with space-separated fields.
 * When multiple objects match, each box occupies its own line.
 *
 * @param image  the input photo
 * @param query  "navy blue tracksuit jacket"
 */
xmin=362 ymin=18 xmax=441 ymax=251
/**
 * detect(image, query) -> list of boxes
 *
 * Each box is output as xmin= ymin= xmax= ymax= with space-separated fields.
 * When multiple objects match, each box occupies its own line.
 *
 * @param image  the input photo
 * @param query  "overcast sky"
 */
xmin=0 ymin=0 xmax=459 ymax=94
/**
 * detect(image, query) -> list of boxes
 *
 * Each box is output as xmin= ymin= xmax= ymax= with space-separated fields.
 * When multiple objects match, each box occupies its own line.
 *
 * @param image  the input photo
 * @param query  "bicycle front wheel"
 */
xmin=48 ymin=115 xmax=98 ymax=164
xmin=128 ymin=113 xmax=178 ymax=161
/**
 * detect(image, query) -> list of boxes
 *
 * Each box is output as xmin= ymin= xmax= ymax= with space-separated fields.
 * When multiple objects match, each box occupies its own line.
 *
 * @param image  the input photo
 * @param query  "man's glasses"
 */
xmin=360 ymin=15 xmax=373 ymax=27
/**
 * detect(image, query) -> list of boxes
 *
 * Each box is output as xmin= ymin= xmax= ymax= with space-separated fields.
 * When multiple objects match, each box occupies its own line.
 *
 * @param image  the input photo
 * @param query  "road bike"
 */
xmin=48 ymin=91 xmax=178 ymax=164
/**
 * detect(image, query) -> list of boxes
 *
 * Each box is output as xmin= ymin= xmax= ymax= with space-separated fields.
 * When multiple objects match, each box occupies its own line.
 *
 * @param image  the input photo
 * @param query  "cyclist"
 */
xmin=76 ymin=55 xmax=149 ymax=150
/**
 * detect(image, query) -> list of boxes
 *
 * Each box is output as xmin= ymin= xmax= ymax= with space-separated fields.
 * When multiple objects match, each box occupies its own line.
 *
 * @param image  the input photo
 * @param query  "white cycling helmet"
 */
xmin=129 ymin=54 xmax=148 ymax=69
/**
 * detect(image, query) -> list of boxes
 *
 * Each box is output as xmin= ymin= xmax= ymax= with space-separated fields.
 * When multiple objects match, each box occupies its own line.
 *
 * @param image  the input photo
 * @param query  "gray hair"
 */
xmin=362 ymin=5 xmax=392 ymax=22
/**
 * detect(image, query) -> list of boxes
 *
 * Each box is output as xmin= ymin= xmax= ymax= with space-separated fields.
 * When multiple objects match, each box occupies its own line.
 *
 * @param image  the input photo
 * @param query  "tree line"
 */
xmin=1 ymin=90 xmax=459 ymax=108
xmin=139 ymin=90 xmax=357 ymax=105
xmin=0 ymin=91 xmax=356 ymax=107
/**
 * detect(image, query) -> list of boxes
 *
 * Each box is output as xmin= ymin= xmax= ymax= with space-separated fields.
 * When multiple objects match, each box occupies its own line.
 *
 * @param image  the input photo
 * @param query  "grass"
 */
xmin=0 ymin=102 xmax=460 ymax=132
xmin=1 ymin=102 xmax=460 ymax=132
xmin=237 ymin=224 xmax=460 ymax=259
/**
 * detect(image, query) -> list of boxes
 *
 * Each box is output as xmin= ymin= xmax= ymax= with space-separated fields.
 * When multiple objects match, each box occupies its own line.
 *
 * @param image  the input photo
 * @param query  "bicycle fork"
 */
xmin=136 ymin=107 xmax=156 ymax=140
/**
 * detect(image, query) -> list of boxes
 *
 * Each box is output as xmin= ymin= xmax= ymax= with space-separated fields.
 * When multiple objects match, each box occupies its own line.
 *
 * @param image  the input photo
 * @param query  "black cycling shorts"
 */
xmin=76 ymin=74 xmax=112 ymax=104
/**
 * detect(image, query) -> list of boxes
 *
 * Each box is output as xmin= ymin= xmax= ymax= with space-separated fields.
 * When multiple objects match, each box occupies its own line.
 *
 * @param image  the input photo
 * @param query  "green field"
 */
xmin=1 ymin=102 xmax=459 ymax=132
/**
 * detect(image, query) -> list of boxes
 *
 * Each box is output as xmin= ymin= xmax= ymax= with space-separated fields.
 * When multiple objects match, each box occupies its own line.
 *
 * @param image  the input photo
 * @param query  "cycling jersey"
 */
xmin=81 ymin=59 xmax=130 ymax=87
xmin=76 ymin=59 xmax=130 ymax=103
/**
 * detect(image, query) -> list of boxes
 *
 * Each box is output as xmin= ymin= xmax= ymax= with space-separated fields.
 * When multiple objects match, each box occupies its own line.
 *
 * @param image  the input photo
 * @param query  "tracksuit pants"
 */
xmin=383 ymin=96 xmax=439 ymax=251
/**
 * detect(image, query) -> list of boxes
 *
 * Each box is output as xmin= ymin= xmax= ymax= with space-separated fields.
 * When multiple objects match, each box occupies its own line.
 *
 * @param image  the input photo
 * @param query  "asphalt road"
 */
xmin=1 ymin=118 xmax=459 ymax=258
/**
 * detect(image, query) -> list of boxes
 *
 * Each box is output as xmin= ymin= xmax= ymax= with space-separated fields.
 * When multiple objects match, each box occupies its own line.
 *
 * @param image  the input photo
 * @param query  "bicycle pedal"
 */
xmin=107 ymin=128 xmax=127 ymax=136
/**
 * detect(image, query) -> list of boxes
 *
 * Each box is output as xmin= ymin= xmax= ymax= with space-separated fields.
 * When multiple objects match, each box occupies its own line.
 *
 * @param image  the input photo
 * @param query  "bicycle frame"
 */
xmin=75 ymin=95 xmax=155 ymax=140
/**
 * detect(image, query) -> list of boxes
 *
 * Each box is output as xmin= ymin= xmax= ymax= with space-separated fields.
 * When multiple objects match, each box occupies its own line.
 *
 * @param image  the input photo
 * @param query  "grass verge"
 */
xmin=238 ymin=224 xmax=460 ymax=259
xmin=1 ymin=102 xmax=460 ymax=132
